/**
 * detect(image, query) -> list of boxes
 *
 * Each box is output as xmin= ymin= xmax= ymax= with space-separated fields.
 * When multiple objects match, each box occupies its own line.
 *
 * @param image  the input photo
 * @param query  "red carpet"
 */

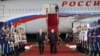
xmin=21 ymin=45 xmax=84 ymax=56
xmin=66 ymin=42 xmax=78 ymax=45
xmin=47 ymin=13 xmax=59 ymax=35
xmin=25 ymin=42 xmax=32 ymax=46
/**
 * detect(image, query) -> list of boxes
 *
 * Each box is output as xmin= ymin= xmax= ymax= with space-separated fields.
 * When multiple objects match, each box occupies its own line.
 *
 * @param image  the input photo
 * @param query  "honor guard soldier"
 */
xmin=0 ymin=22 xmax=4 ymax=55
xmin=13 ymin=29 xmax=20 ymax=56
xmin=92 ymin=21 xmax=98 ymax=56
xmin=83 ymin=24 xmax=88 ymax=54
xmin=87 ymin=22 xmax=94 ymax=56
xmin=77 ymin=26 xmax=82 ymax=52
xmin=82 ymin=25 xmax=87 ymax=53
xmin=84 ymin=24 xmax=90 ymax=55
xmin=18 ymin=28 xmax=27 ymax=53
xmin=81 ymin=25 xmax=84 ymax=53
xmin=87 ymin=23 xmax=91 ymax=55
xmin=0 ymin=25 xmax=8 ymax=56
xmin=90 ymin=22 xmax=95 ymax=56
xmin=96 ymin=19 xmax=100 ymax=56
xmin=76 ymin=26 xmax=80 ymax=51
xmin=80 ymin=25 xmax=84 ymax=53
xmin=6 ymin=28 xmax=14 ymax=56
xmin=6 ymin=25 xmax=11 ymax=55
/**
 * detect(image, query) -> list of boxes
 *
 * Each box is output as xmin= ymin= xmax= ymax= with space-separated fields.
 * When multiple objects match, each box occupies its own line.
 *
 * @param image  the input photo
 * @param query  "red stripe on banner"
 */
xmin=13 ymin=15 xmax=46 ymax=27
xmin=12 ymin=15 xmax=70 ymax=27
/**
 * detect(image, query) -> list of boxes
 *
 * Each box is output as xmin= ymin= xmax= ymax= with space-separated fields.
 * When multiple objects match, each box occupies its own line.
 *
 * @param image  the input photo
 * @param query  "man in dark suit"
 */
xmin=55 ymin=4 xmax=59 ymax=13
xmin=48 ymin=29 xmax=57 ymax=54
xmin=36 ymin=29 xmax=45 ymax=54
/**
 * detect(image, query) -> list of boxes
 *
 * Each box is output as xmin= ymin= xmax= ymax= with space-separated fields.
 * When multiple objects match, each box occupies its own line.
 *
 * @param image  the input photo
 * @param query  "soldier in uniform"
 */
xmin=0 ymin=22 xmax=4 ymax=55
xmin=77 ymin=26 xmax=82 ymax=52
xmin=87 ymin=22 xmax=94 ymax=56
xmin=80 ymin=25 xmax=84 ymax=53
xmin=18 ymin=28 xmax=27 ymax=53
xmin=88 ymin=21 xmax=97 ymax=56
xmin=0 ymin=25 xmax=8 ymax=56
xmin=81 ymin=25 xmax=87 ymax=53
xmin=83 ymin=24 xmax=88 ymax=54
xmin=84 ymin=24 xmax=89 ymax=55
xmin=90 ymin=22 xmax=95 ymax=56
xmin=87 ymin=23 xmax=91 ymax=55
xmin=13 ymin=29 xmax=20 ymax=56
xmin=6 ymin=29 xmax=14 ymax=56
xmin=96 ymin=19 xmax=100 ymax=56
xmin=5 ymin=25 xmax=11 ymax=56
xmin=92 ymin=21 xmax=98 ymax=56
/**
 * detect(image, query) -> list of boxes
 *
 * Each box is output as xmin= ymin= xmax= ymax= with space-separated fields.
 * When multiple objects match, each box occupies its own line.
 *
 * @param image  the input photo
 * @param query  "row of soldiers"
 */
xmin=0 ymin=22 xmax=27 ymax=56
xmin=75 ymin=19 xmax=100 ymax=56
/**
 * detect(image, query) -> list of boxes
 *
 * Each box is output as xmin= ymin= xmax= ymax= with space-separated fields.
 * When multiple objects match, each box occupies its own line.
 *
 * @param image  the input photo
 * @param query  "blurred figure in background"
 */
xmin=65 ymin=33 xmax=70 ymax=43
xmin=55 ymin=4 xmax=59 ymax=13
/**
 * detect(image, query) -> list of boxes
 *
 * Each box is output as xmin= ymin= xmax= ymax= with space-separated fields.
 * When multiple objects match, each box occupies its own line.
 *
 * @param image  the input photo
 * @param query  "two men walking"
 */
xmin=36 ymin=29 xmax=57 ymax=54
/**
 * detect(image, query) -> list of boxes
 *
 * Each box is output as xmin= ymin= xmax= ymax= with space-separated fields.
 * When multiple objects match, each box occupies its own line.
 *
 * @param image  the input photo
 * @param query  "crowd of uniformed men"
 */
xmin=74 ymin=19 xmax=100 ymax=56
xmin=0 ymin=22 xmax=27 ymax=56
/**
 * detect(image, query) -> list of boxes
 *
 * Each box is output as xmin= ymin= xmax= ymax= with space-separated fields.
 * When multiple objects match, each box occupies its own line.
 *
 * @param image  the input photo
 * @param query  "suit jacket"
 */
xmin=48 ymin=32 xmax=57 ymax=44
xmin=36 ymin=32 xmax=45 ymax=44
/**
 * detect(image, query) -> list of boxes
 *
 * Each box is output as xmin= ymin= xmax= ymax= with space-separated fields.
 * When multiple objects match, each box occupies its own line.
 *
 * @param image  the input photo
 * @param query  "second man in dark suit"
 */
xmin=48 ymin=29 xmax=57 ymax=54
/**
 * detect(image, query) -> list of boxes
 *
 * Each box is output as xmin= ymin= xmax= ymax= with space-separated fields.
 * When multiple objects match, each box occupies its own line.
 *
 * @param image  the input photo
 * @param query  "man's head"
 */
xmin=84 ymin=25 xmax=87 ymax=30
xmin=51 ymin=29 xmax=54 ymax=33
xmin=39 ymin=29 xmax=42 ymax=33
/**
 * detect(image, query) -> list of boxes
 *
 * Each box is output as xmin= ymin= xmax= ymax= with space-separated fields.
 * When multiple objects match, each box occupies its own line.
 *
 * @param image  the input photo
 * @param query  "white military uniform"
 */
xmin=84 ymin=30 xmax=88 ymax=41
xmin=79 ymin=31 xmax=83 ymax=43
xmin=13 ymin=32 xmax=20 ymax=46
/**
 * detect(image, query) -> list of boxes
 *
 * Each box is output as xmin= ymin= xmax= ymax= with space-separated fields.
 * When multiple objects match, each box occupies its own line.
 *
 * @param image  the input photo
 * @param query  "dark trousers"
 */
xmin=1 ymin=43 xmax=8 ymax=56
xmin=14 ymin=46 xmax=19 ymax=56
xmin=19 ymin=44 xmax=25 ymax=53
xmin=38 ymin=43 xmax=44 ymax=54
xmin=50 ymin=43 xmax=57 ymax=54
xmin=76 ymin=43 xmax=82 ymax=52
xmin=55 ymin=9 xmax=58 ymax=13
xmin=82 ymin=41 xmax=87 ymax=53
